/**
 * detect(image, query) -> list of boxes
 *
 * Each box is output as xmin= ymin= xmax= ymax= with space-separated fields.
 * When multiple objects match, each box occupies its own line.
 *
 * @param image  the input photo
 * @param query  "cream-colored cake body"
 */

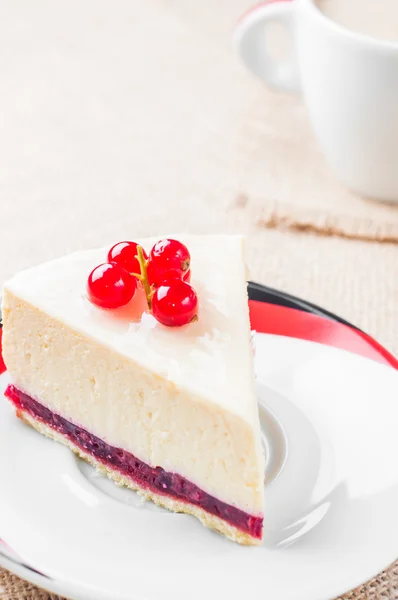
xmin=2 ymin=234 xmax=264 ymax=543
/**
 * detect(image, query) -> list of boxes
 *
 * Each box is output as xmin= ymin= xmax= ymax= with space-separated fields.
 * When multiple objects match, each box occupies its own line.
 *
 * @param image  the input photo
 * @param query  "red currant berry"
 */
xmin=147 ymin=261 xmax=178 ymax=288
xmin=87 ymin=263 xmax=137 ymax=309
xmin=148 ymin=239 xmax=190 ymax=286
xmin=147 ymin=263 xmax=190 ymax=288
xmin=107 ymin=241 xmax=148 ymax=274
xmin=152 ymin=279 xmax=198 ymax=327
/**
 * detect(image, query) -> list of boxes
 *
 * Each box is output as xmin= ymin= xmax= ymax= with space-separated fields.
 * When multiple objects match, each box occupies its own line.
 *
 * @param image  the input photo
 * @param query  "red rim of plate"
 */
xmin=247 ymin=281 xmax=398 ymax=370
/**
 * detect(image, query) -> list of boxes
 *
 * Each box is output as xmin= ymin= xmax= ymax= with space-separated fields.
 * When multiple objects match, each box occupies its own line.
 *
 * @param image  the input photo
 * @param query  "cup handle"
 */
xmin=234 ymin=0 xmax=300 ymax=93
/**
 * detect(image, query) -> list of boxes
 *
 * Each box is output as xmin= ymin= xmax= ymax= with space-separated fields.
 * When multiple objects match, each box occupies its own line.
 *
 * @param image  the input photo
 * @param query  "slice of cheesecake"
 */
xmin=2 ymin=234 xmax=264 ymax=545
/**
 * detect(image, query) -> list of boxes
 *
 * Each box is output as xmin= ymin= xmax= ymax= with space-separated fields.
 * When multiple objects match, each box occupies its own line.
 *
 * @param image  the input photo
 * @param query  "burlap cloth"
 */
xmin=0 ymin=0 xmax=397 ymax=598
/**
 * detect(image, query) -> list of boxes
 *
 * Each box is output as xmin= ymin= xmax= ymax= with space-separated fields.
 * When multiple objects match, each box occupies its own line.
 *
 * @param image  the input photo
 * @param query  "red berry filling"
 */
xmin=6 ymin=385 xmax=263 ymax=540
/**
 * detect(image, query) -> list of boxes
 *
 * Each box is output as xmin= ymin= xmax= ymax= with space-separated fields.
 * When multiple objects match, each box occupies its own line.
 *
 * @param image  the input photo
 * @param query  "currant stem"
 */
xmin=136 ymin=245 xmax=153 ymax=309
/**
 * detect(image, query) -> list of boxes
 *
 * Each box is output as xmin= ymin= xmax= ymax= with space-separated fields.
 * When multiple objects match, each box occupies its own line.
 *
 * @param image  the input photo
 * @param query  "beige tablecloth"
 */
xmin=0 ymin=1 xmax=397 ymax=598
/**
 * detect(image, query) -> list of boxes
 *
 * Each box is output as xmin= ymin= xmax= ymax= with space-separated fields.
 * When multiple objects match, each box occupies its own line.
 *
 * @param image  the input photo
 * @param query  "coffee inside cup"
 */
xmin=315 ymin=0 xmax=398 ymax=42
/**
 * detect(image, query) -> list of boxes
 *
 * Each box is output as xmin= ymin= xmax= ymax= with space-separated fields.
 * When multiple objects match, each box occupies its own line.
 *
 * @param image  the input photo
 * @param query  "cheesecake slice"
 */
xmin=2 ymin=234 xmax=264 ymax=545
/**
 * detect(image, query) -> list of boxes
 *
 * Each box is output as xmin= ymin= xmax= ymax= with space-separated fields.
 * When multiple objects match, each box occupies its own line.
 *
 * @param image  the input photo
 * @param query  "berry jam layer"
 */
xmin=5 ymin=385 xmax=263 ymax=540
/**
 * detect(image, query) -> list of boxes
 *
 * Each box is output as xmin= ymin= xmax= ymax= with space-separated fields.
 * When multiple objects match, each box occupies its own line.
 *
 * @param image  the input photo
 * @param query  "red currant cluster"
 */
xmin=87 ymin=239 xmax=198 ymax=327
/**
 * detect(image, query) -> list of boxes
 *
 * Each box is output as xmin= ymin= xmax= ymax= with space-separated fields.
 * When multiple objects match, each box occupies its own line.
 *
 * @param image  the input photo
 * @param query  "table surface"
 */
xmin=0 ymin=1 xmax=397 ymax=598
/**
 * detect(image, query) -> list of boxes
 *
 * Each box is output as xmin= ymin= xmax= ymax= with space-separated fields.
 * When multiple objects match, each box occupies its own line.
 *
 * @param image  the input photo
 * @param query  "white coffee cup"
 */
xmin=234 ymin=0 xmax=398 ymax=202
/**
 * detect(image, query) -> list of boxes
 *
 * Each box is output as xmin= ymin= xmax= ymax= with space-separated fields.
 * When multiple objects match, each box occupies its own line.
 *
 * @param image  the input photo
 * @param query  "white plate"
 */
xmin=0 ymin=329 xmax=397 ymax=600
